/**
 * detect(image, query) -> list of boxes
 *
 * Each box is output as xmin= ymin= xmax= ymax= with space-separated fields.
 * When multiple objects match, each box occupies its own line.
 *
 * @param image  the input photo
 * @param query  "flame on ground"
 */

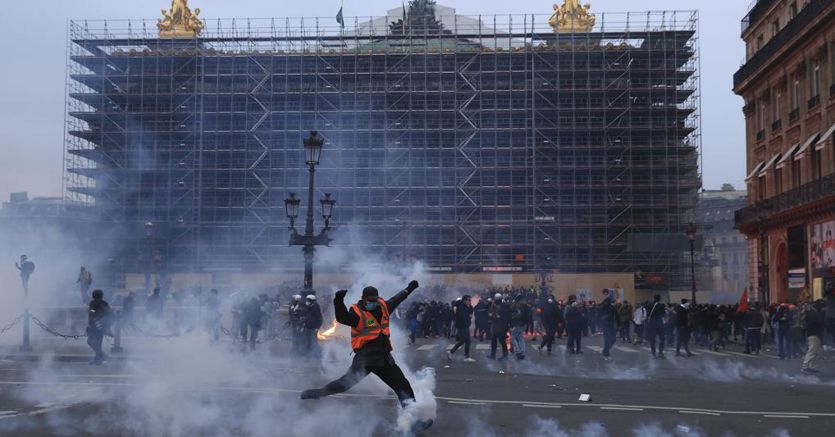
xmin=317 ymin=319 xmax=339 ymax=340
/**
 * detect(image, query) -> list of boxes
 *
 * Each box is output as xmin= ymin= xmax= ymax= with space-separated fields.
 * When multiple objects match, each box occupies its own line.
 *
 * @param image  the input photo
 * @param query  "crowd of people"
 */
xmin=400 ymin=285 xmax=835 ymax=374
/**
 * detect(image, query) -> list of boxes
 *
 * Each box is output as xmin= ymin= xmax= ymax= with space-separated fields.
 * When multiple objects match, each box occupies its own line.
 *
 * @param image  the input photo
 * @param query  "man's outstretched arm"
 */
xmin=386 ymin=280 xmax=419 ymax=312
xmin=334 ymin=290 xmax=359 ymax=326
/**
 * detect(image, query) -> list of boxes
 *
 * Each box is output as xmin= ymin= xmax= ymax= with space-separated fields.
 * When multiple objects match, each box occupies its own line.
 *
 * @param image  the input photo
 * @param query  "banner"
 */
xmin=810 ymin=220 xmax=835 ymax=269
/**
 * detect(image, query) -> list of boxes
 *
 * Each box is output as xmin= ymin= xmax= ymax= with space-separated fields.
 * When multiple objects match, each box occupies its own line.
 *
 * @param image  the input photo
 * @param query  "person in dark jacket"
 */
xmin=743 ymin=304 xmax=765 ymax=355
xmin=565 ymin=295 xmax=585 ymax=354
xmin=303 ymin=294 xmax=323 ymax=357
xmin=510 ymin=295 xmax=529 ymax=360
xmin=301 ymin=281 xmax=432 ymax=432
xmin=674 ymin=299 xmax=694 ymax=357
xmin=145 ymin=287 xmax=165 ymax=321
xmin=240 ymin=297 xmax=264 ymax=350
xmin=598 ymin=290 xmax=618 ymax=359
xmin=538 ymin=295 xmax=561 ymax=355
xmin=448 ymin=295 xmax=475 ymax=362
xmin=473 ymin=298 xmax=490 ymax=341
xmin=646 ymin=295 xmax=666 ymax=359
xmin=87 ymin=289 xmax=111 ymax=365
xmin=488 ymin=294 xmax=511 ymax=360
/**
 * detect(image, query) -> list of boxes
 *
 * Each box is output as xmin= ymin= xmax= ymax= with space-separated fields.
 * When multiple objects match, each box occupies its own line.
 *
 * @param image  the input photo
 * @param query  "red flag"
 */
xmin=737 ymin=288 xmax=748 ymax=313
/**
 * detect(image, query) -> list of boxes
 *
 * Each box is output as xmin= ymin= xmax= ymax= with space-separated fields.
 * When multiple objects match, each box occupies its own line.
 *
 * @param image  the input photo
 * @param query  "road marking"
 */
xmin=523 ymin=404 xmax=562 ymax=409
xmin=416 ymin=345 xmax=436 ymax=351
xmin=613 ymin=346 xmax=639 ymax=353
xmin=601 ymin=407 xmax=644 ymax=412
xmin=448 ymin=400 xmax=487 ymax=406
xmin=763 ymin=415 xmax=808 ymax=419
xmin=475 ymin=344 xmax=491 ymax=350
xmin=679 ymin=410 xmax=720 ymax=416
xmin=697 ymin=349 xmax=730 ymax=357
xmin=0 ymin=380 xmax=830 ymax=419
xmin=586 ymin=346 xmax=603 ymax=352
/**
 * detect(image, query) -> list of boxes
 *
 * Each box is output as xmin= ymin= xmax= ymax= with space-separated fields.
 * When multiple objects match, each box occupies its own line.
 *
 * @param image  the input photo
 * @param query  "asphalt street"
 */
xmin=0 ymin=331 xmax=832 ymax=436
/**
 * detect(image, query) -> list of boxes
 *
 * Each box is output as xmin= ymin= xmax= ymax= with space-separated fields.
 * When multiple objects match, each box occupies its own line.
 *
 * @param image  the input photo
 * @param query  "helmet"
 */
xmin=494 ymin=293 xmax=503 ymax=300
xmin=292 ymin=294 xmax=302 ymax=300
xmin=305 ymin=294 xmax=316 ymax=301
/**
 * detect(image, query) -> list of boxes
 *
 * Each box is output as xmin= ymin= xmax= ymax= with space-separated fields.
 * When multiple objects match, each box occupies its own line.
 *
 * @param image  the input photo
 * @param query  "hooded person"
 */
xmin=300 ymin=280 xmax=433 ymax=433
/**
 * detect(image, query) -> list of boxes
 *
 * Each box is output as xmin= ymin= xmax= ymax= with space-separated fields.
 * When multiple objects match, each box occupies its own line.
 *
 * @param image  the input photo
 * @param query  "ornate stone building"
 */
xmin=735 ymin=0 xmax=835 ymax=303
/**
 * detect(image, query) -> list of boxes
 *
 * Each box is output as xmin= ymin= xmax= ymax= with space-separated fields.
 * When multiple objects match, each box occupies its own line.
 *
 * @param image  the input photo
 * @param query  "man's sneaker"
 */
xmin=411 ymin=419 xmax=434 ymax=435
xmin=603 ymin=356 xmax=613 ymax=362
xmin=446 ymin=351 xmax=454 ymax=362
xmin=801 ymin=367 xmax=819 ymax=375
xmin=463 ymin=357 xmax=476 ymax=363
xmin=516 ymin=353 xmax=525 ymax=360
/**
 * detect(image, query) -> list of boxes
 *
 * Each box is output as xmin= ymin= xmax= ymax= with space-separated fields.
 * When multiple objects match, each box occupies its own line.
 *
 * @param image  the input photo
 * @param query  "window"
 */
xmin=757 ymin=35 xmax=764 ymax=51
xmin=789 ymin=2 xmax=798 ymax=19
xmin=811 ymin=61 xmax=820 ymax=98
xmin=757 ymin=176 xmax=766 ymax=201
xmin=773 ymin=88 xmax=782 ymax=121
xmin=812 ymin=148 xmax=822 ymax=179
xmin=791 ymin=77 xmax=800 ymax=110
xmin=772 ymin=20 xmax=780 ymax=37
xmin=791 ymin=159 xmax=802 ymax=187
xmin=759 ymin=99 xmax=767 ymax=131
xmin=774 ymin=167 xmax=783 ymax=194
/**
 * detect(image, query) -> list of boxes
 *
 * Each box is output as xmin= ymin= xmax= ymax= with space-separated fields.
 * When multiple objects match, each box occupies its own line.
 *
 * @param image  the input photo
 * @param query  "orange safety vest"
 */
xmin=350 ymin=298 xmax=390 ymax=351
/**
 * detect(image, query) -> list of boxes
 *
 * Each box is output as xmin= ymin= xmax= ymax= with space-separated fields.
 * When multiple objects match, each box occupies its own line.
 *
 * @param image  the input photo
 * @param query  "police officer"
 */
xmin=487 ymin=293 xmax=511 ymax=360
xmin=300 ymin=280 xmax=432 ymax=432
xmin=87 ymin=289 xmax=111 ymax=365
xmin=289 ymin=294 xmax=304 ymax=353
xmin=303 ymin=294 xmax=323 ymax=357
xmin=565 ymin=295 xmax=585 ymax=354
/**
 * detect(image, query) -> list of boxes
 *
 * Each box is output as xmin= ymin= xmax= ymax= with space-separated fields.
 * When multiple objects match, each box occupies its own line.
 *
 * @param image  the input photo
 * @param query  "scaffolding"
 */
xmin=64 ymin=7 xmax=701 ymax=286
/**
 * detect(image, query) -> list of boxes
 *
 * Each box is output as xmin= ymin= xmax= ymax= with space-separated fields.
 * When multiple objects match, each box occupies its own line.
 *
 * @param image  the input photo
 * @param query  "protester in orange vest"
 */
xmin=300 ymin=280 xmax=432 ymax=432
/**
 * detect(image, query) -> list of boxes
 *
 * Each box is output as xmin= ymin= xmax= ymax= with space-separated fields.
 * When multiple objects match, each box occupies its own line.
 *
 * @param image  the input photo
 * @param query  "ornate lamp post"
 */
xmin=686 ymin=221 xmax=697 ymax=304
xmin=284 ymin=131 xmax=334 ymax=294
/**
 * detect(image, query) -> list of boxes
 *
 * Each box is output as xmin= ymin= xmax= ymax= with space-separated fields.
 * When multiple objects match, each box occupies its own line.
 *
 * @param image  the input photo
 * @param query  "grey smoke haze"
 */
xmin=0 ymin=0 xmax=747 ymax=202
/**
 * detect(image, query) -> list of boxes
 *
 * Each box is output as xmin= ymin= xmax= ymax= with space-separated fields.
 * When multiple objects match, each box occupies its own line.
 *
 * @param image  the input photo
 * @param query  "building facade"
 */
xmin=697 ymin=185 xmax=748 ymax=295
xmin=65 ymin=1 xmax=700 ymax=285
xmin=735 ymin=0 xmax=835 ymax=303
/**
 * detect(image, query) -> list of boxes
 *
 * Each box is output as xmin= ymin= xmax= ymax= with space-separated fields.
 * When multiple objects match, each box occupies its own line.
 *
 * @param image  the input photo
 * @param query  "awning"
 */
xmin=758 ymin=152 xmax=781 ymax=177
xmin=815 ymin=123 xmax=835 ymax=150
xmin=776 ymin=143 xmax=801 ymax=169
xmin=745 ymin=161 xmax=765 ymax=181
xmin=794 ymin=132 xmax=821 ymax=160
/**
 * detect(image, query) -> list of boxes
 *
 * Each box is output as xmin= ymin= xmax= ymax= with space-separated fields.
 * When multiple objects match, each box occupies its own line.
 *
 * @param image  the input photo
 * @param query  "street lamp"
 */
xmin=686 ymin=221 xmax=697 ymax=305
xmin=286 ymin=131 xmax=334 ymax=294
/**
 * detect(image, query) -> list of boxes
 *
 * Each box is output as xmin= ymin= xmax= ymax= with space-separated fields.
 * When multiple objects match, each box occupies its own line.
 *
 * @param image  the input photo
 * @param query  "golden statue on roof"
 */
xmin=549 ymin=0 xmax=596 ymax=33
xmin=158 ymin=0 xmax=204 ymax=38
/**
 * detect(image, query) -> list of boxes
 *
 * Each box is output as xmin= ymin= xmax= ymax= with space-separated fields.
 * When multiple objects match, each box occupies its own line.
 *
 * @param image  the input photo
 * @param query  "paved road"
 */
xmin=0 ymin=333 xmax=832 ymax=436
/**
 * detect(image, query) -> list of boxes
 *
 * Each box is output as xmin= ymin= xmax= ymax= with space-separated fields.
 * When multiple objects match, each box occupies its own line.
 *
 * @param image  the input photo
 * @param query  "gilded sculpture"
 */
xmin=548 ymin=0 xmax=596 ymax=33
xmin=158 ymin=0 xmax=204 ymax=38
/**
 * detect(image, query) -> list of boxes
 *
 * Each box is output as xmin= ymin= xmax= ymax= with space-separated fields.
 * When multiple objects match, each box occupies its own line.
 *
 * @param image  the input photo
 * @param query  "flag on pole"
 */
xmin=336 ymin=3 xmax=345 ymax=29
xmin=737 ymin=288 xmax=748 ymax=313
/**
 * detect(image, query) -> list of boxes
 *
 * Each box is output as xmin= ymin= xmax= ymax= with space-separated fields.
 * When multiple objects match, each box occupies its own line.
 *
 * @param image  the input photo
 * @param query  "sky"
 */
xmin=0 ymin=0 xmax=750 ymax=202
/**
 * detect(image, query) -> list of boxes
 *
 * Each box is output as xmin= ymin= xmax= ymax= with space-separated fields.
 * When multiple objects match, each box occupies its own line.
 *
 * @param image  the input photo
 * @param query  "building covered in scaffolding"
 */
xmin=64 ymin=1 xmax=700 ymax=288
